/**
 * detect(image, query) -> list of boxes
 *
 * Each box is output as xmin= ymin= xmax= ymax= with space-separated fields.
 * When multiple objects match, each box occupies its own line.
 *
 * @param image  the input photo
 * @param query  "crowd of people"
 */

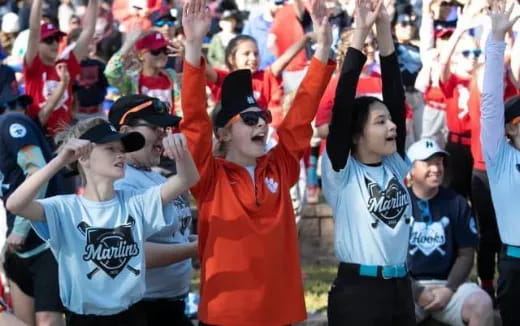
xmin=0 ymin=0 xmax=519 ymax=325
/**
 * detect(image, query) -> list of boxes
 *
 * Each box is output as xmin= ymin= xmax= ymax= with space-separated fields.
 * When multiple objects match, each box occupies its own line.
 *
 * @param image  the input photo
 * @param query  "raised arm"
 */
xmin=439 ymin=2 xmax=481 ymax=83
xmin=269 ymin=33 xmax=313 ymax=77
xmin=481 ymin=2 xmax=519 ymax=160
xmin=159 ymin=133 xmax=200 ymax=203
xmin=375 ymin=3 xmax=406 ymax=157
xmin=326 ymin=0 xmax=381 ymax=171
xmin=38 ymin=63 xmax=69 ymax=127
xmin=73 ymin=0 xmax=99 ymax=61
xmin=180 ymin=0 xmax=216 ymax=197
xmin=25 ymin=0 xmax=43 ymax=65
xmin=276 ymin=0 xmax=335 ymax=158
xmin=6 ymin=139 xmax=93 ymax=221
xmin=145 ymin=240 xmax=198 ymax=268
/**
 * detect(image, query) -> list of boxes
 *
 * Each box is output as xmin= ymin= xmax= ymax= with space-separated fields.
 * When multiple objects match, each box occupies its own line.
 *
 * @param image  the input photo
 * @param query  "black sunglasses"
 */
xmin=150 ymin=47 xmax=168 ymax=56
xmin=234 ymin=110 xmax=272 ymax=126
xmin=42 ymin=35 xmax=61 ymax=45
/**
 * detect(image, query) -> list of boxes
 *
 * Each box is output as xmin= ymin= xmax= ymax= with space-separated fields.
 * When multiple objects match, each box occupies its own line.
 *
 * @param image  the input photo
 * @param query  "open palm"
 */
xmin=182 ymin=0 xmax=211 ymax=42
xmin=310 ymin=0 xmax=332 ymax=47
xmin=355 ymin=0 xmax=383 ymax=30
xmin=489 ymin=0 xmax=520 ymax=34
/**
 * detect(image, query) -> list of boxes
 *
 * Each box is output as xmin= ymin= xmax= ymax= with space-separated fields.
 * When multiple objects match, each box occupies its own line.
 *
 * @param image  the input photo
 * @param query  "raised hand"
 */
xmin=310 ymin=0 xmax=333 ymax=48
xmin=182 ymin=0 xmax=211 ymax=42
xmin=489 ymin=0 xmax=520 ymax=40
xmin=162 ymin=133 xmax=189 ymax=160
xmin=355 ymin=0 xmax=383 ymax=31
xmin=56 ymin=62 xmax=70 ymax=85
xmin=376 ymin=0 xmax=392 ymax=26
xmin=58 ymin=139 xmax=94 ymax=166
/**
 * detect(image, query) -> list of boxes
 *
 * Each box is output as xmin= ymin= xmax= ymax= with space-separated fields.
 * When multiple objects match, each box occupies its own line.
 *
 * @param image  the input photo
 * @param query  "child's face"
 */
xmin=356 ymin=103 xmax=397 ymax=158
xmin=230 ymin=40 xmax=259 ymax=72
xmin=142 ymin=48 xmax=169 ymax=69
xmin=84 ymin=141 xmax=126 ymax=180
xmin=39 ymin=37 xmax=60 ymax=64
xmin=222 ymin=107 xmax=269 ymax=162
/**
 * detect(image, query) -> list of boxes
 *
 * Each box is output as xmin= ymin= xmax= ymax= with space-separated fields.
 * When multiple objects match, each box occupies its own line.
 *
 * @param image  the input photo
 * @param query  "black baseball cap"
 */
xmin=215 ymin=69 xmax=262 ymax=128
xmin=108 ymin=94 xmax=181 ymax=129
xmin=80 ymin=121 xmax=145 ymax=152
xmin=505 ymin=96 xmax=520 ymax=124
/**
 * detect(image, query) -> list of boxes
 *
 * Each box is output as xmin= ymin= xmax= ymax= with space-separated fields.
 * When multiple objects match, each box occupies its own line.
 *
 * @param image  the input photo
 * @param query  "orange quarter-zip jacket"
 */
xmin=180 ymin=58 xmax=334 ymax=326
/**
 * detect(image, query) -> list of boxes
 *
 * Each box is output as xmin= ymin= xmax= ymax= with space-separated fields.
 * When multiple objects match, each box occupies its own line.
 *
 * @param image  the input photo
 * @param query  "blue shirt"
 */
xmin=115 ymin=165 xmax=193 ymax=299
xmin=32 ymin=186 xmax=167 ymax=315
xmin=322 ymin=152 xmax=412 ymax=266
xmin=407 ymin=187 xmax=478 ymax=280
xmin=242 ymin=13 xmax=276 ymax=70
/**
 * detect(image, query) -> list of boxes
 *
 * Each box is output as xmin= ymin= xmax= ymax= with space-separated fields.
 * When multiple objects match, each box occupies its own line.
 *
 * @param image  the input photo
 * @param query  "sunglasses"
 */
xmin=461 ymin=49 xmax=482 ymax=59
xmin=227 ymin=110 xmax=272 ymax=127
xmin=119 ymin=98 xmax=169 ymax=125
xmin=399 ymin=21 xmax=414 ymax=27
xmin=154 ymin=20 xmax=175 ymax=27
xmin=149 ymin=47 xmax=168 ymax=56
xmin=42 ymin=35 xmax=61 ymax=45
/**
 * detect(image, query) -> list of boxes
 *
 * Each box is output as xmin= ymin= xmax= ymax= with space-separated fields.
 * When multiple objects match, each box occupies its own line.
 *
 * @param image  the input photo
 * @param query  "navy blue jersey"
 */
xmin=407 ymin=187 xmax=478 ymax=280
xmin=0 ymin=112 xmax=64 ymax=252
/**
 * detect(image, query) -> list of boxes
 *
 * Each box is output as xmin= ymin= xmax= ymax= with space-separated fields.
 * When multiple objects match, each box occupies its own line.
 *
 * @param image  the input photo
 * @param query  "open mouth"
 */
xmin=152 ymin=144 xmax=163 ymax=154
xmin=114 ymin=162 xmax=124 ymax=168
xmin=386 ymin=136 xmax=396 ymax=142
xmin=251 ymin=133 xmax=266 ymax=145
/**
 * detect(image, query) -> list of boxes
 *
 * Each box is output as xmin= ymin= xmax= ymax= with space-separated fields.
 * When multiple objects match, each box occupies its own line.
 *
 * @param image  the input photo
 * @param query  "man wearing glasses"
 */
xmin=406 ymin=138 xmax=493 ymax=326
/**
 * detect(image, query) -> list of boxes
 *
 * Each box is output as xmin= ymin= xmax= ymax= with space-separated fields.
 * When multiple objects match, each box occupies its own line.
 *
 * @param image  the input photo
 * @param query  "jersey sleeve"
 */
xmin=33 ymin=195 xmax=66 ymax=252
xmin=1 ymin=115 xmax=41 ymax=157
xmin=321 ymin=151 xmax=350 ymax=214
xmin=125 ymin=186 xmax=167 ymax=239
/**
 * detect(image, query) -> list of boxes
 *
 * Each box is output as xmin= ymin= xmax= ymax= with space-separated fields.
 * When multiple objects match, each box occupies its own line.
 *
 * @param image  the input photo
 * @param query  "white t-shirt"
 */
xmin=322 ymin=153 xmax=412 ymax=266
xmin=32 ymin=186 xmax=166 ymax=315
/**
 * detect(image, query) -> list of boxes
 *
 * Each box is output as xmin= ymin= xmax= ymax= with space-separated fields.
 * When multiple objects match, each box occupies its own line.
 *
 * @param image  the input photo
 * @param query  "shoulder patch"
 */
xmin=9 ymin=123 xmax=27 ymax=138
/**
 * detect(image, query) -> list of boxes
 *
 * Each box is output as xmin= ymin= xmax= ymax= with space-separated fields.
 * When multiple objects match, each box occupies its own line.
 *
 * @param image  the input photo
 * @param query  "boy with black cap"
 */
xmin=180 ymin=0 xmax=334 ymax=324
xmin=406 ymin=138 xmax=493 ymax=326
xmin=480 ymin=3 xmax=520 ymax=326
xmin=109 ymin=94 xmax=197 ymax=325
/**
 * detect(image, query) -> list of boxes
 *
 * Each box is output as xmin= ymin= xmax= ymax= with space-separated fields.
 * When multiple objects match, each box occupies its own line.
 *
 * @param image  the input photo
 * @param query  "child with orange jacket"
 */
xmin=180 ymin=0 xmax=334 ymax=324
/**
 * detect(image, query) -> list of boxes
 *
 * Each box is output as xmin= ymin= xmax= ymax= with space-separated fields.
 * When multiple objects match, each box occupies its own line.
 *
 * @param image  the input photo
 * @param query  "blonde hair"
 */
xmin=336 ymin=28 xmax=355 ymax=72
xmin=54 ymin=117 xmax=107 ymax=184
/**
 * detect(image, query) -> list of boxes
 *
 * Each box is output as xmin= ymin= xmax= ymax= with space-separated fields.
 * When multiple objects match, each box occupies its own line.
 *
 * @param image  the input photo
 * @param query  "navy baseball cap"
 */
xmin=80 ymin=122 xmax=145 ymax=152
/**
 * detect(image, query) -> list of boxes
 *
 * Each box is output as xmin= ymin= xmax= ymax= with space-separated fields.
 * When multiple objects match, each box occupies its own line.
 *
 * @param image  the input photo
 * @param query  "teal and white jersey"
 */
xmin=115 ymin=165 xmax=193 ymax=299
xmin=322 ymin=152 xmax=412 ymax=266
xmin=32 ymin=186 xmax=166 ymax=315
xmin=480 ymin=40 xmax=520 ymax=246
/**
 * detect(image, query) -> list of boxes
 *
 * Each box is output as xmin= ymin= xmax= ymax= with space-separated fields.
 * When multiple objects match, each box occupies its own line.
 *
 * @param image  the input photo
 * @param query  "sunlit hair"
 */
xmin=54 ymin=117 xmax=107 ymax=184
xmin=224 ymin=34 xmax=257 ymax=71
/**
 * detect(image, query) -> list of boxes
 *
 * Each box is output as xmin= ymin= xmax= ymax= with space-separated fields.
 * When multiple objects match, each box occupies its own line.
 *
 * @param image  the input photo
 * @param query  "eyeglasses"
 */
xmin=399 ymin=21 xmax=414 ymax=27
xmin=461 ymin=49 xmax=482 ymax=59
xmin=154 ymin=20 xmax=175 ymax=27
xmin=227 ymin=110 xmax=272 ymax=127
xmin=119 ymin=99 xmax=169 ymax=125
xmin=149 ymin=47 xmax=168 ymax=56
xmin=42 ymin=35 xmax=61 ymax=45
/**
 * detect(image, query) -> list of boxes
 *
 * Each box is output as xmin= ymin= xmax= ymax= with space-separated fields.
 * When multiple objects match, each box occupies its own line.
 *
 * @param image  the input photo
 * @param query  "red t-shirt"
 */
xmin=470 ymin=74 xmax=519 ymax=170
xmin=208 ymin=68 xmax=284 ymax=126
xmin=315 ymin=74 xmax=384 ymax=127
xmin=24 ymin=52 xmax=81 ymax=136
xmin=423 ymin=85 xmax=447 ymax=111
xmin=440 ymin=74 xmax=472 ymax=135
xmin=269 ymin=4 xmax=307 ymax=72
xmin=139 ymin=72 xmax=173 ymax=111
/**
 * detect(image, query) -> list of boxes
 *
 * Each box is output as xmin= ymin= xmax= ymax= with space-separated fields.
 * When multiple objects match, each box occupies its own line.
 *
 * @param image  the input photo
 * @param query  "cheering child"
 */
xmin=322 ymin=0 xmax=415 ymax=324
xmin=180 ymin=0 xmax=334 ymax=324
xmin=6 ymin=117 xmax=199 ymax=325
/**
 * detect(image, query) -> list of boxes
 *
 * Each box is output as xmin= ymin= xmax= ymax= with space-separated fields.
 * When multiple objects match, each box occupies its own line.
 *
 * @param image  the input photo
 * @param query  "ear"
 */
xmin=505 ymin=123 xmax=518 ymax=138
xmin=216 ymin=126 xmax=232 ymax=142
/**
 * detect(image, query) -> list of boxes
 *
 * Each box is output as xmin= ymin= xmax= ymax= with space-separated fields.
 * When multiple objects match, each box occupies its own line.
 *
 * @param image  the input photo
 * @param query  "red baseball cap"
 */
xmin=40 ymin=23 xmax=66 ymax=41
xmin=434 ymin=27 xmax=454 ymax=40
xmin=135 ymin=32 xmax=168 ymax=52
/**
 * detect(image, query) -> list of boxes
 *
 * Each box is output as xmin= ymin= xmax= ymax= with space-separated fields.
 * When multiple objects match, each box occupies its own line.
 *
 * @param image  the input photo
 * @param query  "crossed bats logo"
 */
xmin=77 ymin=216 xmax=140 ymax=280
xmin=365 ymin=176 xmax=409 ymax=229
